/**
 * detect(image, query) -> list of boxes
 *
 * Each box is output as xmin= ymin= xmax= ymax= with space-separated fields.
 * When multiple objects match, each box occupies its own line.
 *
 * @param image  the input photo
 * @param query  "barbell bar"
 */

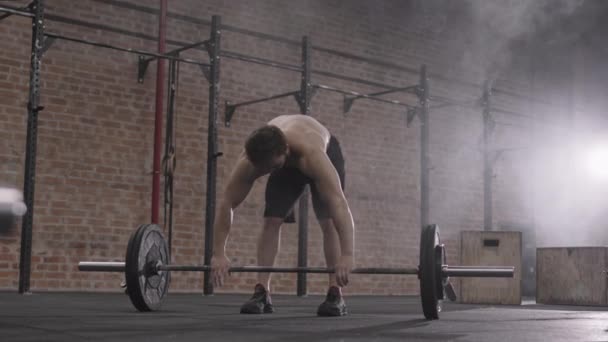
xmin=78 ymin=262 xmax=513 ymax=278
xmin=78 ymin=223 xmax=516 ymax=319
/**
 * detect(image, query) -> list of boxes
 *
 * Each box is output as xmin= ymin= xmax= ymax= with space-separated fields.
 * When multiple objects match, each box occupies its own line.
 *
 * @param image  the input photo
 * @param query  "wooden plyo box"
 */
xmin=459 ymin=231 xmax=522 ymax=305
xmin=536 ymin=247 xmax=608 ymax=306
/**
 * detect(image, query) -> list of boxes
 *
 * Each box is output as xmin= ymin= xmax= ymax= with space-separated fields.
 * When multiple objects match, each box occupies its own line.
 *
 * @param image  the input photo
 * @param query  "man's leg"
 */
xmin=316 ymin=134 xmax=346 ymax=286
xmin=313 ymin=134 xmax=348 ymax=316
xmin=240 ymin=217 xmax=283 ymax=314
xmin=260 ymin=167 xmax=307 ymax=291
xmin=257 ymin=217 xmax=284 ymax=291
xmin=242 ymin=167 xmax=306 ymax=314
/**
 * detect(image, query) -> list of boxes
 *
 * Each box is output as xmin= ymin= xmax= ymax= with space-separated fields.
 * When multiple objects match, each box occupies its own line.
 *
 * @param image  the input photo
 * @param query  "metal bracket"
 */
xmin=200 ymin=65 xmax=211 ymax=83
xmin=138 ymin=51 xmax=180 ymax=84
xmin=40 ymin=36 xmax=55 ymax=57
xmin=293 ymin=93 xmax=302 ymax=112
xmin=203 ymin=40 xmax=213 ymax=59
xmin=27 ymin=103 xmax=44 ymax=113
xmin=224 ymin=101 xmax=237 ymax=127
xmin=0 ymin=11 xmax=13 ymax=21
xmin=137 ymin=55 xmax=151 ymax=83
xmin=406 ymin=108 xmax=419 ymax=127
xmin=414 ymin=85 xmax=425 ymax=100
xmin=343 ymin=96 xmax=355 ymax=114
xmin=294 ymin=86 xmax=317 ymax=114
xmin=309 ymin=86 xmax=318 ymax=104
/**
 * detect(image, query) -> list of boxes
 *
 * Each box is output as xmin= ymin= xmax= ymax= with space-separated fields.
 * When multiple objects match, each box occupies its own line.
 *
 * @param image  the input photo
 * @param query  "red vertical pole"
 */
xmin=151 ymin=0 xmax=167 ymax=224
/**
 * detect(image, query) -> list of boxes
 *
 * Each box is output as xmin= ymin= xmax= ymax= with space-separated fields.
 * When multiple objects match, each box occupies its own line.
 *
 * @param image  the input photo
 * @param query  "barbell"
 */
xmin=78 ymin=223 xmax=515 ymax=320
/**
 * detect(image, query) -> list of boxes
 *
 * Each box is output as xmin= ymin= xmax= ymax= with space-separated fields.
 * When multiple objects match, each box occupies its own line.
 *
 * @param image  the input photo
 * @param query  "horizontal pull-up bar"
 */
xmin=490 ymin=107 xmax=535 ymax=119
xmin=221 ymin=50 xmax=303 ymax=72
xmin=44 ymin=32 xmax=211 ymax=67
xmin=141 ymin=39 xmax=210 ymax=64
xmin=313 ymin=84 xmax=418 ymax=112
xmin=429 ymin=97 xmax=481 ymax=111
xmin=228 ymin=91 xmax=300 ymax=109
xmin=137 ymin=40 xmax=212 ymax=83
xmin=225 ymin=90 xmax=300 ymax=126
xmin=344 ymin=85 xmax=420 ymax=113
xmin=360 ymin=85 xmax=419 ymax=97
xmin=429 ymin=94 xmax=536 ymax=121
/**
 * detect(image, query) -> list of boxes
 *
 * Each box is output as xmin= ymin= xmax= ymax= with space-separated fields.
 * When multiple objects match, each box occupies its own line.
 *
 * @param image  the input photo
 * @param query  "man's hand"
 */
xmin=210 ymin=254 xmax=231 ymax=288
xmin=334 ymin=255 xmax=354 ymax=287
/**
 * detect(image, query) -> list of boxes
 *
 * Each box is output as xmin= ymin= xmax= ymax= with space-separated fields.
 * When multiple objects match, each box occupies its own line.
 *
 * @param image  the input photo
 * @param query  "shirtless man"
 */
xmin=210 ymin=114 xmax=355 ymax=316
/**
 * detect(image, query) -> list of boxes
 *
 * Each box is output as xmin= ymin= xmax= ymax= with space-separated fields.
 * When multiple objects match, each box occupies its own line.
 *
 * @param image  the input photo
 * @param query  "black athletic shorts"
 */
xmin=263 ymin=135 xmax=345 ymax=223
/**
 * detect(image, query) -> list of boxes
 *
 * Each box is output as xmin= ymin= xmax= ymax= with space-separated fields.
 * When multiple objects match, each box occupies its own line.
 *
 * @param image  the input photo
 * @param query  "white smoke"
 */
xmin=461 ymin=0 xmax=586 ymax=80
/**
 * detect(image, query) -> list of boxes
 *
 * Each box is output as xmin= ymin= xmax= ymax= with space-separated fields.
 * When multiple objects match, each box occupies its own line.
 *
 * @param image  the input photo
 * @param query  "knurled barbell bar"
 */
xmin=78 ymin=223 xmax=515 ymax=320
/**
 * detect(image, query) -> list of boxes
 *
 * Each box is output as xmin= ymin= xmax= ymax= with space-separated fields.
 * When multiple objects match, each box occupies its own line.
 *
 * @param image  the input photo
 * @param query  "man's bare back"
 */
xmin=268 ymin=115 xmax=331 ymax=159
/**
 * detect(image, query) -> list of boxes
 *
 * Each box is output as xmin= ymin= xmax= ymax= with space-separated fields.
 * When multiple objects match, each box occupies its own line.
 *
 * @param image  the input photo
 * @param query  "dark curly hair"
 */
xmin=245 ymin=125 xmax=288 ymax=166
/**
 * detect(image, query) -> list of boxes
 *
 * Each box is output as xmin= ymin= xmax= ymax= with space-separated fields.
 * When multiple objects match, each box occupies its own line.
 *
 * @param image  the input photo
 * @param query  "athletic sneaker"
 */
xmin=317 ymin=286 xmax=348 ymax=316
xmin=240 ymin=284 xmax=274 ymax=314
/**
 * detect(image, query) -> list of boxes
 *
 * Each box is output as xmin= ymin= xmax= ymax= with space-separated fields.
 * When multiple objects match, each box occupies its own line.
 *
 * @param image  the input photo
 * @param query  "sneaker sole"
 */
xmin=317 ymin=307 xmax=347 ymax=317
xmin=240 ymin=304 xmax=274 ymax=314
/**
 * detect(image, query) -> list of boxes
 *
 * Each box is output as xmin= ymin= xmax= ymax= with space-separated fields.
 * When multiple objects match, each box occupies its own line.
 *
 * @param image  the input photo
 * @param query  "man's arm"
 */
xmin=301 ymin=150 xmax=355 ymax=259
xmin=213 ymin=154 xmax=258 ymax=257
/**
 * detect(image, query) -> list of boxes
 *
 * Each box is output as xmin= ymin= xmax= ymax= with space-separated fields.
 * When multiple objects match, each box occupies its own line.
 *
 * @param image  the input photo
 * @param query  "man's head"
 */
xmin=245 ymin=125 xmax=289 ymax=171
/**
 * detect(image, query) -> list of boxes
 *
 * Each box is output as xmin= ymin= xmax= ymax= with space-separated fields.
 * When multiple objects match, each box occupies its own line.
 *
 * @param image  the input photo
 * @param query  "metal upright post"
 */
xmin=19 ymin=0 xmax=45 ymax=294
xmin=164 ymin=57 xmax=179 ymax=259
xmin=297 ymin=36 xmax=311 ymax=297
xmin=482 ymin=81 xmax=493 ymax=231
xmin=418 ymin=65 xmax=430 ymax=230
xmin=203 ymin=15 xmax=221 ymax=295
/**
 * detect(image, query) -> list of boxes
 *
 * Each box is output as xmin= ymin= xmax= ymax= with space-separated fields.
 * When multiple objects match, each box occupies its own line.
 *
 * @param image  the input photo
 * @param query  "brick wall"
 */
xmin=0 ymin=0 xmax=582 ymax=295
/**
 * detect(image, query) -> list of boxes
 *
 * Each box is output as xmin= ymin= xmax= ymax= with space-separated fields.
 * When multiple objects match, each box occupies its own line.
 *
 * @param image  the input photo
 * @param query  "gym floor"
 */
xmin=1 ymin=292 xmax=607 ymax=342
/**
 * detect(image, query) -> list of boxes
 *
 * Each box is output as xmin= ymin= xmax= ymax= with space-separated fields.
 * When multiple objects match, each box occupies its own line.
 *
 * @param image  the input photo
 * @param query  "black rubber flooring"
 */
xmin=1 ymin=292 xmax=607 ymax=341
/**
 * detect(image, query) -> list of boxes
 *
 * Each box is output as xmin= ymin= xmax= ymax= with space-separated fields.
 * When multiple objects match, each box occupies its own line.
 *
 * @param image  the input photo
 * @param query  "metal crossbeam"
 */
xmin=44 ymin=32 xmax=211 ymax=67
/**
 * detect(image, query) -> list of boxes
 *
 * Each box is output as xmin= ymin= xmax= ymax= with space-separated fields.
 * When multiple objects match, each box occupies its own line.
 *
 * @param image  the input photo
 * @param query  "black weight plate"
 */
xmin=419 ymin=224 xmax=441 ymax=320
xmin=435 ymin=244 xmax=446 ymax=300
xmin=125 ymin=224 xmax=170 ymax=312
